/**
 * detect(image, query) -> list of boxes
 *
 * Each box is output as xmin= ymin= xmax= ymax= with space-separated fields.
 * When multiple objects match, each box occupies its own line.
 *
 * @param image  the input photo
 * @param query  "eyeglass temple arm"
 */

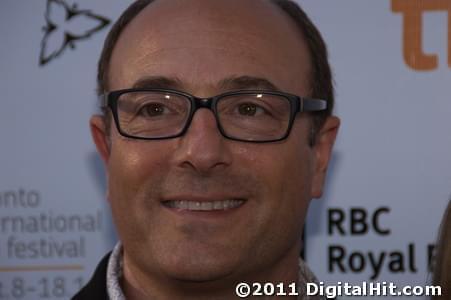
xmin=99 ymin=94 xmax=109 ymax=109
xmin=300 ymin=98 xmax=327 ymax=112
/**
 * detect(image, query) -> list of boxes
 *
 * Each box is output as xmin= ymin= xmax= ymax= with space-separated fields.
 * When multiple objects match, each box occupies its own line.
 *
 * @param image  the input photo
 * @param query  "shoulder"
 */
xmin=71 ymin=252 xmax=111 ymax=300
xmin=298 ymin=258 xmax=327 ymax=300
xmin=298 ymin=258 xmax=320 ymax=284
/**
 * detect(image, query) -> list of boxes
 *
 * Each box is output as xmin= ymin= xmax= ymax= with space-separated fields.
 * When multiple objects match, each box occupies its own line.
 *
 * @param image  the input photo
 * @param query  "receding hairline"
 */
xmin=102 ymin=0 xmax=314 ymax=94
xmin=97 ymin=0 xmax=333 ymax=141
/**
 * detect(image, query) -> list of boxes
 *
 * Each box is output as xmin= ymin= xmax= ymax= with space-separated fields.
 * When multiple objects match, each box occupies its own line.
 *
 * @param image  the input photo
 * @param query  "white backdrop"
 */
xmin=1 ymin=1 xmax=450 ymax=299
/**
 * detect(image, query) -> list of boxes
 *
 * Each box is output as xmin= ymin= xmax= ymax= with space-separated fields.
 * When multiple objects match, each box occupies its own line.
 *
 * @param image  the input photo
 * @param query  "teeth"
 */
xmin=213 ymin=201 xmax=222 ymax=210
xmin=164 ymin=199 xmax=244 ymax=211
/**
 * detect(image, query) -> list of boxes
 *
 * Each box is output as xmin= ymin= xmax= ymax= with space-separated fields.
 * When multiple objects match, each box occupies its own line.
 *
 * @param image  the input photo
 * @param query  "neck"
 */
xmin=121 ymin=245 xmax=302 ymax=300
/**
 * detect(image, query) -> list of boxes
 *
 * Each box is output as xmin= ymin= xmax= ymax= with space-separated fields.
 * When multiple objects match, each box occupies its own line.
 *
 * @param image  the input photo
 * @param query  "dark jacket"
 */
xmin=71 ymin=252 xmax=111 ymax=300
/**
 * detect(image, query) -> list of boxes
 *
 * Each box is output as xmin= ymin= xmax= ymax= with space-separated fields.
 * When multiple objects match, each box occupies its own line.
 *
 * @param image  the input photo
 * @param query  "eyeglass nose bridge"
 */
xmin=188 ymin=96 xmax=220 ymax=123
xmin=183 ymin=96 xmax=223 ymax=135
xmin=192 ymin=96 xmax=215 ymax=110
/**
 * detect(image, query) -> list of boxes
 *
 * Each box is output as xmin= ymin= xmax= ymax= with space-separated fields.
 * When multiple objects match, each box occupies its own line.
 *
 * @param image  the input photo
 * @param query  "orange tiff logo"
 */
xmin=392 ymin=0 xmax=451 ymax=70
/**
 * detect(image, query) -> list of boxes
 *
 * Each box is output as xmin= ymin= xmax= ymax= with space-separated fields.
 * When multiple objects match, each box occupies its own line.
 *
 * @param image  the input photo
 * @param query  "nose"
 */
xmin=172 ymin=108 xmax=232 ymax=174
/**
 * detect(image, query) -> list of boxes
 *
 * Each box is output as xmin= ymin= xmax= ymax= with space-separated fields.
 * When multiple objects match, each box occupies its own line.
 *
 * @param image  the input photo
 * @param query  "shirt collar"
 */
xmin=106 ymin=243 xmax=126 ymax=300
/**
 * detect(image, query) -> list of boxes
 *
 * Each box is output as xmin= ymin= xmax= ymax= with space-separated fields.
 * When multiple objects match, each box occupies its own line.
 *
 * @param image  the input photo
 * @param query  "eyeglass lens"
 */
xmin=115 ymin=91 xmax=292 ymax=141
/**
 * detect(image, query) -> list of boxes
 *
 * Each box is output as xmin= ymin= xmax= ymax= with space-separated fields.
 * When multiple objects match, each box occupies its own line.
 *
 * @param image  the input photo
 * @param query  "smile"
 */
xmin=162 ymin=199 xmax=245 ymax=211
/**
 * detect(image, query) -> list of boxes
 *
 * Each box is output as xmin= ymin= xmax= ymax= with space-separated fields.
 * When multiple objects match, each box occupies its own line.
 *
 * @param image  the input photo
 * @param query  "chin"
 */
xmin=158 ymin=248 xmax=240 ymax=282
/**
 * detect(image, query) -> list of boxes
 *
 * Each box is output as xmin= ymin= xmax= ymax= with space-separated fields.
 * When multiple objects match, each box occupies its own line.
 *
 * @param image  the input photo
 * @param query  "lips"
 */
xmin=162 ymin=199 xmax=245 ymax=211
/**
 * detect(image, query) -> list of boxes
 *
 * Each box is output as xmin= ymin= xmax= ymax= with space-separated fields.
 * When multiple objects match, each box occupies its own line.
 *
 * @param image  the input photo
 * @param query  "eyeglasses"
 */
xmin=101 ymin=88 xmax=327 ymax=143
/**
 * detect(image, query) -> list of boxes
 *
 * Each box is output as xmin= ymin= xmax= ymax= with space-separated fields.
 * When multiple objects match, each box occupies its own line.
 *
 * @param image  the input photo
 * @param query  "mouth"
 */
xmin=162 ymin=199 xmax=246 ymax=211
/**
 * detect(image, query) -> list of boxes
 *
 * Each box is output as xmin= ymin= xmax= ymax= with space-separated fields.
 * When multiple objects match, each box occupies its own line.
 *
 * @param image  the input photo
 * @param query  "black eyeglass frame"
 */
xmin=101 ymin=88 xmax=327 ymax=143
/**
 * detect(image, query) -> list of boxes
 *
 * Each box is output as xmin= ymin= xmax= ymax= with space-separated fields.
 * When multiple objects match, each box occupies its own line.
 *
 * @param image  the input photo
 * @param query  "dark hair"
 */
xmin=97 ymin=0 xmax=334 ymax=137
xmin=97 ymin=0 xmax=154 ymax=97
xmin=432 ymin=199 xmax=451 ymax=298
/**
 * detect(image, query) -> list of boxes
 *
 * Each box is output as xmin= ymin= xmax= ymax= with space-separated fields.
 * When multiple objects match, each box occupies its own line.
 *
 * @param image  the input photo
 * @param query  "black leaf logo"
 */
xmin=40 ymin=0 xmax=110 ymax=66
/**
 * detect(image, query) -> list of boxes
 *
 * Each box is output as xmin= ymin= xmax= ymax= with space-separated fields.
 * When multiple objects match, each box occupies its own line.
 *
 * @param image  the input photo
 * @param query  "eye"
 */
xmin=138 ymin=102 xmax=167 ymax=117
xmin=237 ymin=103 xmax=265 ymax=116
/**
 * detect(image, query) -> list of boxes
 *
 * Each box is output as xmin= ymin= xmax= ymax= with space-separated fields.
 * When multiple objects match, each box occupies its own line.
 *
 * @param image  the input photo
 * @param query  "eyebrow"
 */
xmin=131 ymin=75 xmax=282 ymax=92
xmin=218 ymin=75 xmax=281 ymax=92
xmin=132 ymin=76 xmax=184 ymax=89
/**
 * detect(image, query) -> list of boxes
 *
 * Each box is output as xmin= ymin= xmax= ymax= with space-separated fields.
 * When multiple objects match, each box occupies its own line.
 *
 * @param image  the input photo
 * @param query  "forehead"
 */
xmin=109 ymin=0 xmax=311 ymax=95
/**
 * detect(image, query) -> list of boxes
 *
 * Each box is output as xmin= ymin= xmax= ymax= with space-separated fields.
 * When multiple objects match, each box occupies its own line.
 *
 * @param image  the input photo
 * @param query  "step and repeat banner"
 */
xmin=1 ymin=1 xmax=450 ymax=299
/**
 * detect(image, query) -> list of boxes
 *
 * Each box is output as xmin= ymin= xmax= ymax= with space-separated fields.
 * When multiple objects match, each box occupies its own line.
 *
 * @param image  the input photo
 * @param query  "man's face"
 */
xmin=92 ymin=0 xmax=337 ymax=284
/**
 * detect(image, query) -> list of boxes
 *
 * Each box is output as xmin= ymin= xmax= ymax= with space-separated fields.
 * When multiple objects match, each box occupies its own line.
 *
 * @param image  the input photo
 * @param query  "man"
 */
xmin=73 ymin=0 xmax=339 ymax=299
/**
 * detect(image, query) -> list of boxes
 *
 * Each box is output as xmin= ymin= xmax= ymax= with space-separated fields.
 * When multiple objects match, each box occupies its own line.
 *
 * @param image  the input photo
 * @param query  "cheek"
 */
xmin=108 ymin=147 xmax=146 ymax=198
xmin=109 ymin=137 xmax=170 ymax=179
xmin=238 ymin=137 xmax=313 ymax=262
xmin=259 ymin=134 xmax=312 ymax=190
xmin=106 ymin=138 xmax=174 ymax=211
xmin=105 ymin=138 xmax=177 ymax=242
xmin=271 ymin=147 xmax=312 ymax=211
xmin=256 ymin=130 xmax=314 ymax=222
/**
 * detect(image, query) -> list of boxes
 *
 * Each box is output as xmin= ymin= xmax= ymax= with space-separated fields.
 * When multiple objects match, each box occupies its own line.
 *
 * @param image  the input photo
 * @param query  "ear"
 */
xmin=311 ymin=116 xmax=340 ymax=198
xmin=90 ymin=115 xmax=110 ymax=164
